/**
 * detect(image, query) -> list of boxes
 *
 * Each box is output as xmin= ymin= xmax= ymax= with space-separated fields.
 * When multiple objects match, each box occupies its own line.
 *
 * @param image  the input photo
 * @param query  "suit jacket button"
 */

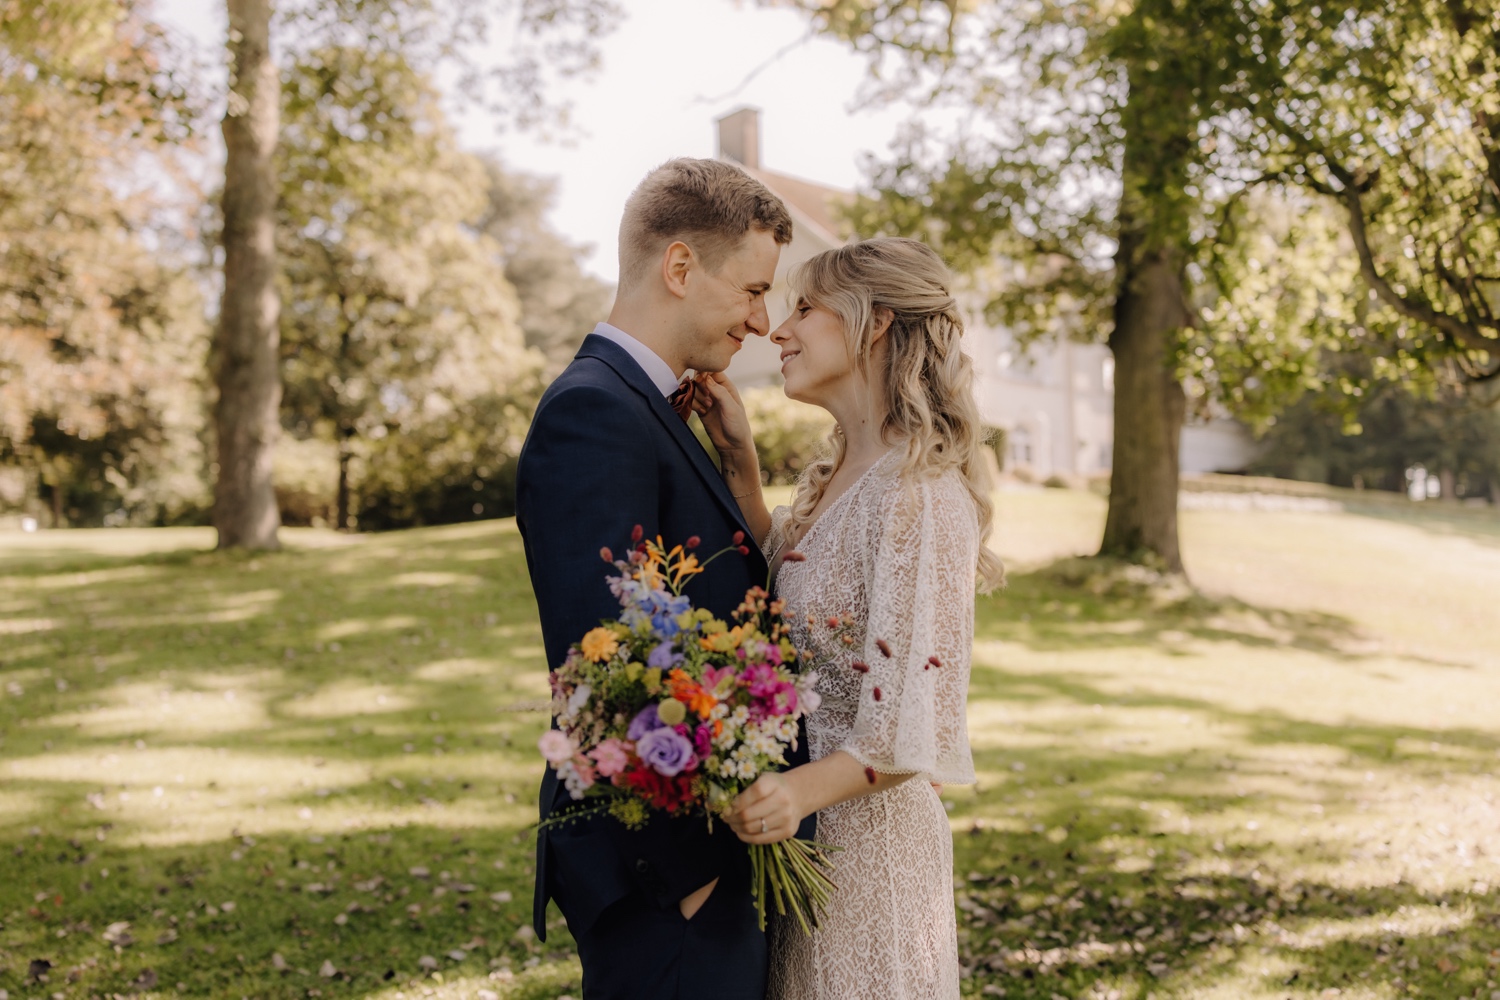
xmin=635 ymin=859 xmax=649 ymax=874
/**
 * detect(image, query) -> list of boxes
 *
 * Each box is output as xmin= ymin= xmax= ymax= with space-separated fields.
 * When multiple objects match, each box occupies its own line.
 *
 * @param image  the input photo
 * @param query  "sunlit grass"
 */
xmin=2 ymin=488 xmax=1498 ymax=998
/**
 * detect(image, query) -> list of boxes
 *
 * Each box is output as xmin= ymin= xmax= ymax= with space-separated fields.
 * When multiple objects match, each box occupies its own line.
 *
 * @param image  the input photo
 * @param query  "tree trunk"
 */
xmin=213 ymin=0 xmax=281 ymax=551
xmin=50 ymin=478 xmax=63 ymax=529
xmin=1098 ymin=64 xmax=1194 ymax=574
xmin=1101 ymin=252 xmax=1189 ymax=571
xmin=1438 ymin=468 xmax=1457 ymax=502
xmin=335 ymin=433 xmax=352 ymax=531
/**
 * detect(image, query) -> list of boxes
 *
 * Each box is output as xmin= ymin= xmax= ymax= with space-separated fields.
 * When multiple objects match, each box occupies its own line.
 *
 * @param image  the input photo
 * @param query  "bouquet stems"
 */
xmin=749 ymin=839 xmax=841 ymax=935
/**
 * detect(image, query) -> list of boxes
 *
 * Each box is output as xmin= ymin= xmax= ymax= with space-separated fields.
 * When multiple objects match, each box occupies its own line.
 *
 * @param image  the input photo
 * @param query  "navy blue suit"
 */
xmin=516 ymin=334 xmax=803 ymax=999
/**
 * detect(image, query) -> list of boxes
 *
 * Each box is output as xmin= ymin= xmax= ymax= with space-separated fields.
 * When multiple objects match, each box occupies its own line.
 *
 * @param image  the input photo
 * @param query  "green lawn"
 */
xmin=2 ymin=488 xmax=1498 ymax=999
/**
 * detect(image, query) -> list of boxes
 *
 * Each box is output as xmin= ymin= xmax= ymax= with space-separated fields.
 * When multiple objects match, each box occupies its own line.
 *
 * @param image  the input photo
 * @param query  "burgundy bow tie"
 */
xmin=668 ymin=376 xmax=695 ymax=422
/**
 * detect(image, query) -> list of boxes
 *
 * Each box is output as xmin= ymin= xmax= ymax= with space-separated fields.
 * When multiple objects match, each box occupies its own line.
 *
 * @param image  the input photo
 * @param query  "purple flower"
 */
xmin=636 ymin=726 xmax=696 ymax=777
xmin=647 ymin=641 xmax=683 ymax=670
xmin=627 ymin=704 xmax=664 ymax=741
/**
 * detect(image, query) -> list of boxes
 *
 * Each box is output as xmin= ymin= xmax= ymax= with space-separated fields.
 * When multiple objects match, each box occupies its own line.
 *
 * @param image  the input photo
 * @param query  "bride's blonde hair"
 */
xmin=787 ymin=237 xmax=1004 ymax=592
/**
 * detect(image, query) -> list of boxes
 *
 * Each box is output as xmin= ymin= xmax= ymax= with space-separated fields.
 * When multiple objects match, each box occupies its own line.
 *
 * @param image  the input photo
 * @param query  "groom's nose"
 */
xmin=746 ymin=296 xmax=770 ymax=338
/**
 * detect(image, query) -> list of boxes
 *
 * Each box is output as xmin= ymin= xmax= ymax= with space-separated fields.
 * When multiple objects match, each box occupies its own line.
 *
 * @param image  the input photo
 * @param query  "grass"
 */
xmin=1 ymin=487 xmax=1498 ymax=999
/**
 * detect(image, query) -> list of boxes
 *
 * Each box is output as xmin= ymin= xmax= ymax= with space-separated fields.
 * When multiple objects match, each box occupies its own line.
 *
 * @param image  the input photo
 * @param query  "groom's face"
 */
xmin=680 ymin=227 xmax=781 ymax=373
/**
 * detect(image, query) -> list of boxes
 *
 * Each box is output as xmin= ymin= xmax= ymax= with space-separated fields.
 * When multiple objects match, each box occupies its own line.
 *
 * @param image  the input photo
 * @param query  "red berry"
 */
xmin=872 ymin=687 xmax=883 ymax=701
xmin=733 ymin=530 xmax=746 ymax=545
xmin=864 ymin=766 xmax=876 ymax=785
xmin=599 ymin=546 xmax=613 ymax=562
xmin=737 ymin=545 xmax=751 ymax=556
xmin=875 ymin=639 xmax=892 ymax=658
xmin=851 ymin=661 xmax=870 ymax=673
xmin=685 ymin=535 xmax=701 ymax=549
xmin=631 ymin=524 xmax=644 ymax=543
xmin=928 ymin=655 xmax=942 ymax=668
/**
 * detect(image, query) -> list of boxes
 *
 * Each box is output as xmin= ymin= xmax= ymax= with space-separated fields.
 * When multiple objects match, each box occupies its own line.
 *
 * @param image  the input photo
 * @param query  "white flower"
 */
xmin=566 ymin=683 xmax=592 ymax=721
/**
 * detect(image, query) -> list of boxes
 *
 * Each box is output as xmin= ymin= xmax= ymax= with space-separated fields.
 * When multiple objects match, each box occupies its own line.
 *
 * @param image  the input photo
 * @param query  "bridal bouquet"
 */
xmin=538 ymin=525 xmax=840 ymax=934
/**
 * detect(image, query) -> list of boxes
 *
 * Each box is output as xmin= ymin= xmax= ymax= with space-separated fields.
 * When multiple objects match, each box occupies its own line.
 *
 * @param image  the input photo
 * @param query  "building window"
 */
xmin=1009 ymin=427 xmax=1033 ymax=466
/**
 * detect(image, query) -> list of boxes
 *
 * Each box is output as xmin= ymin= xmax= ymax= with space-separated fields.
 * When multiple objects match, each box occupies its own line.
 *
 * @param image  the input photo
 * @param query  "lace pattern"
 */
xmin=765 ymin=452 xmax=977 ymax=999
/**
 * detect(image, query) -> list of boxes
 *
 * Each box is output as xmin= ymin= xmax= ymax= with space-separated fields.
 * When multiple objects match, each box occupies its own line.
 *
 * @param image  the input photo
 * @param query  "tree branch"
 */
xmin=1327 ymin=160 xmax=1499 ymax=355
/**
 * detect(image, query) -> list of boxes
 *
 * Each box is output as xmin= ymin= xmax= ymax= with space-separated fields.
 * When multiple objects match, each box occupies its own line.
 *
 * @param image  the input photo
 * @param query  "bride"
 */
xmin=692 ymin=236 xmax=1004 ymax=999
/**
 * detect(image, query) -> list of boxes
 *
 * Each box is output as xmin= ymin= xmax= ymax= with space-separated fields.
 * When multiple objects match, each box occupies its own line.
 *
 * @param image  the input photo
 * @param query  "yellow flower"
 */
xmin=624 ymin=661 xmax=644 ymax=682
xmin=657 ymin=698 xmax=687 ymax=725
xmin=674 ymin=611 xmax=697 ymax=631
xmin=580 ymin=627 xmax=619 ymax=663
xmin=643 ymin=667 xmax=663 ymax=694
xmin=702 ymin=624 xmax=750 ymax=653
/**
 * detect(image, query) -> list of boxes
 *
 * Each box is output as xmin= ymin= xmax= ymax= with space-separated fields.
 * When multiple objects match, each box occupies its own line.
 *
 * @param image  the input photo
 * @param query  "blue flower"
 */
xmin=648 ymin=641 xmax=683 ymax=670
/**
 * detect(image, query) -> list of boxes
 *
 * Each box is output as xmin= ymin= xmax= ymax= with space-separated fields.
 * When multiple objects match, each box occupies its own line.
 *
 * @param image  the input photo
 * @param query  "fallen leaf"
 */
xmin=319 ymin=960 xmax=337 ymax=978
xmin=447 ymin=949 xmax=467 ymax=961
xmin=418 ymin=955 xmax=439 ymax=971
xmin=271 ymin=953 xmax=287 ymax=972
xmin=490 ymin=891 xmax=512 ymax=903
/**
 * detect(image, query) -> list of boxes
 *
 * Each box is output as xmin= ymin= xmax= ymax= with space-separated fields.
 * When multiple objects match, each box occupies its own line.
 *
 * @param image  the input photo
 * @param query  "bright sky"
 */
xmin=151 ymin=0 xmax=910 ymax=281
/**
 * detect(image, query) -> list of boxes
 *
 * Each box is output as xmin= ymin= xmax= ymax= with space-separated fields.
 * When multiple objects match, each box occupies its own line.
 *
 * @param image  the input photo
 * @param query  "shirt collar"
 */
xmin=591 ymin=322 xmax=681 ymax=397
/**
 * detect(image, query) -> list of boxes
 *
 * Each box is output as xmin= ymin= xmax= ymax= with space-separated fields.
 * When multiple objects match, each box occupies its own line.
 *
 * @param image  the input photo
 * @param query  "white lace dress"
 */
xmin=764 ymin=452 xmax=978 ymax=1000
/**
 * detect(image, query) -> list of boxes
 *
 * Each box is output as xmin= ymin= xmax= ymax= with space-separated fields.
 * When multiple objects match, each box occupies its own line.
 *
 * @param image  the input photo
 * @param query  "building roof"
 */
xmin=741 ymin=165 xmax=851 ymax=247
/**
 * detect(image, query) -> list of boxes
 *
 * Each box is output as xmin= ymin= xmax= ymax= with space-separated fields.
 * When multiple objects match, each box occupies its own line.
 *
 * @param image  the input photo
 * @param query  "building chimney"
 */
xmin=716 ymin=107 xmax=761 ymax=170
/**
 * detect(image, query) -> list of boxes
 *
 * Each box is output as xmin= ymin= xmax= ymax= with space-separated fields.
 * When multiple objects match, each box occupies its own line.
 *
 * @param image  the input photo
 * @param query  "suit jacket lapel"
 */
xmin=575 ymin=335 xmax=758 ymax=543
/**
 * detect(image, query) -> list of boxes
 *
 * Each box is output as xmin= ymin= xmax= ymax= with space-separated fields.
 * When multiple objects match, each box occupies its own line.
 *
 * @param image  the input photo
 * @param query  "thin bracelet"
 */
xmin=729 ymin=486 xmax=758 ymax=499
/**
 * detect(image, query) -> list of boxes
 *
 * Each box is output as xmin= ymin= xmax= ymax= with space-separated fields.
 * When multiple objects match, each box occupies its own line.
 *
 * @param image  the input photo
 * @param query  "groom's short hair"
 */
xmin=618 ymin=158 xmax=793 ymax=286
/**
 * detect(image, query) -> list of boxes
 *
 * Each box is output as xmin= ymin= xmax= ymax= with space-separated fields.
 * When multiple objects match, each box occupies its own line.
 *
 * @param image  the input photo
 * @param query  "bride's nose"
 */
xmin=770 ymin=318 xmax=792 ymax=344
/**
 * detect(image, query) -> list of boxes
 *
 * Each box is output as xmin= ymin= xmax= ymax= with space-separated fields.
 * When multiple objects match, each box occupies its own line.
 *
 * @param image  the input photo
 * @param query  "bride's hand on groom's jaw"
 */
xmin=692 ymin=372 xmax=754 ymax=458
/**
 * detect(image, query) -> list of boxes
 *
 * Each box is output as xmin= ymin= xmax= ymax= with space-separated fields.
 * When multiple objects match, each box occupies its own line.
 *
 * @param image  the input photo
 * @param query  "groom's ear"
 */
xmin=662 ymin=241 xmax=695 ymax=300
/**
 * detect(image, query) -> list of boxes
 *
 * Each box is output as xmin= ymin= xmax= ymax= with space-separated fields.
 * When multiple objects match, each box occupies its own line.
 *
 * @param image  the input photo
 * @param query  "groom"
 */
xmin=516 ymin=158 xmax=794 ymax=999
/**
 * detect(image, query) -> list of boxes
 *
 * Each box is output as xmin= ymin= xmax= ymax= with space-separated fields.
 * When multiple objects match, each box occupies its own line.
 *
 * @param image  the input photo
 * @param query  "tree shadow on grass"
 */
xmin=1340 ymin=498 xmax=1500 ymax=552
xmin=949 ymin=807 xmax=1500 ymax=999
xmin=947 ymin=662 xmax=1500 ymax=997
xmin=980 ymin=555 xmax=1480 ymax=672
xmin=0 ymin=818 xmax=580 ymax=999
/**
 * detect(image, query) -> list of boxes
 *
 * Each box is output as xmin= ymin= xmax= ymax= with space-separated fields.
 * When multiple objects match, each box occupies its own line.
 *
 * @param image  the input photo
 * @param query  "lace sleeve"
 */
xmin=840 ymin=472 xmax=978 ymax=785
xmin=761 ymin=504 xmax=794 ymax=563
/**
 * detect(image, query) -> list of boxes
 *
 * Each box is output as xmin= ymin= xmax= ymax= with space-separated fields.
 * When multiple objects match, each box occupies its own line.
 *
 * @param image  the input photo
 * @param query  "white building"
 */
xmin=718 ymin=108 xmax=1258 ymax=478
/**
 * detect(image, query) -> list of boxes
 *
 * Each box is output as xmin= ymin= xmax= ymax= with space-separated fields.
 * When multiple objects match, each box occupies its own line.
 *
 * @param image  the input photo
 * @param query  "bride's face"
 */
xmin=771 ymin=300 xmax=854 ymax=405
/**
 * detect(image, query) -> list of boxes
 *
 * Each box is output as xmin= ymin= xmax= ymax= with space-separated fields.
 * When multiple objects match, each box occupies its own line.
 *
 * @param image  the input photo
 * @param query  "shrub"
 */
xmin=741 ymin=386 xmax=835 ymax=486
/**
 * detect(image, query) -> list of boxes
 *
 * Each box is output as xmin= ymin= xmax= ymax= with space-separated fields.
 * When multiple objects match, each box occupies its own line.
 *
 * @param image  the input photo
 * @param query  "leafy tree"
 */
xmin=276 ymin=45 xmax=542 ymax=530
xmin=1271 ymin=0 xmax=1499 ymax=382
xmin=0 ymin=0 xmax=208 ymax=526
xmin=1252 ymin=371 xmax=1500 ymax=504
xmin=779 ymin=0 xmax=1494 ymax=573
xmin=212 ymin=0 xmax=622 ymax=548
xmin=474 ymin=158 xmax=614 ymax=377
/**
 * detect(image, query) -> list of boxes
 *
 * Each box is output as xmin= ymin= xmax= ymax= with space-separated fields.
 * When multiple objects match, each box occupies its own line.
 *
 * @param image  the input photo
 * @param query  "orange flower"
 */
xmin=580 ymin=627 xmax=619 ymax=663
xmin=666 ymin=669 xmax=719 ymax=719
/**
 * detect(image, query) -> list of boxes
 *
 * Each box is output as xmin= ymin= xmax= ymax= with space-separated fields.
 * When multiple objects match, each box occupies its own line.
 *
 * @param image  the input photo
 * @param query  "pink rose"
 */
xmin=588 ymin=738 xmax=630 ymax=778
xmin=538 ymin=729 xmax=575 ymax=765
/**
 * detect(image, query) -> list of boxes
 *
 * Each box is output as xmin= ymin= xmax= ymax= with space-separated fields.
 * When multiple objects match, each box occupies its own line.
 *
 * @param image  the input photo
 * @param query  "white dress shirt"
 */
xmin=591 ymin=322 xmax=681 ymax=397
